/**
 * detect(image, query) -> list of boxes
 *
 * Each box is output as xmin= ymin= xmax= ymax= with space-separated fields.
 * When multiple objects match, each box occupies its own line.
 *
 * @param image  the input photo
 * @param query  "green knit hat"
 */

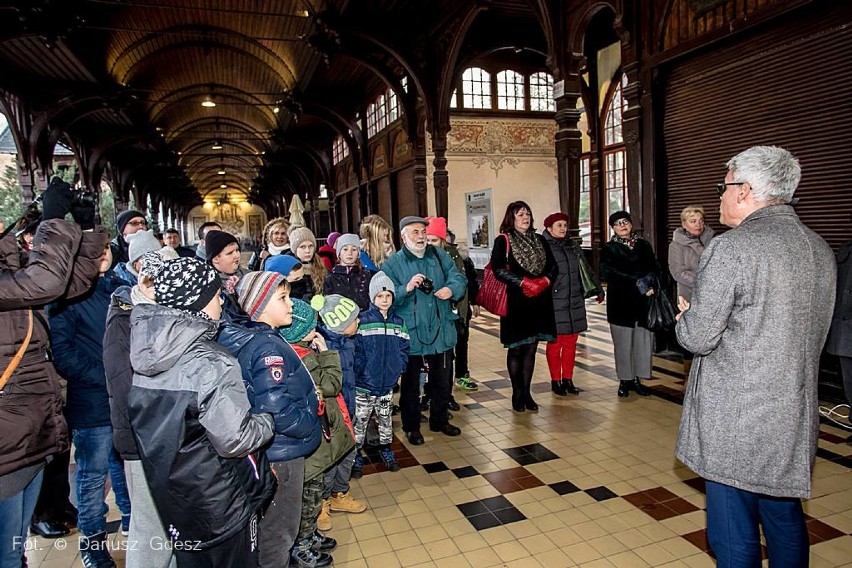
xmin=279 ymin=299 xmax=317 ymax=343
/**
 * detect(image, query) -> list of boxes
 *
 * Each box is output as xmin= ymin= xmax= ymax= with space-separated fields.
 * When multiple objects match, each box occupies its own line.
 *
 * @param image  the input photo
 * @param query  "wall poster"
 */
xmin=465 ymin=189 xmax=493 ymax=269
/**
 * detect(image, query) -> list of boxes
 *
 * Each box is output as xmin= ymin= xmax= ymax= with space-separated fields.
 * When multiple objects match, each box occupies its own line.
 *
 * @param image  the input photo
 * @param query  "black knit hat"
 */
xmin=153 ymin=258 xmax=221 ymax=314
xmin=116 ymin=210 xmax=145 ymax=236
xmin=608 ymin=210 xmax=633 ymax=227
xmin=205 ymin=230 xmax=239 ymax=261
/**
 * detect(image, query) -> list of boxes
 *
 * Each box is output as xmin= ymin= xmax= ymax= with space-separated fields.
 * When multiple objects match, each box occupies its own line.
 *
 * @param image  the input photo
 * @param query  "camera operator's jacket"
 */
xmin=382 ymin=245 xmax=467 ymax=355
xmin=0 ymin=219 xmax=106 ymax=477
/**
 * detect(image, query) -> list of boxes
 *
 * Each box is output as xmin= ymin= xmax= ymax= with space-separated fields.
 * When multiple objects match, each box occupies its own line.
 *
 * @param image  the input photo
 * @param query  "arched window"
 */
xmin=387 ymin=90 xmax=399 ymax=122
xmin=366 ymin=102 xmax=378 ymax=137
xmin=376 ymin=93 xmax=388 ymax=131
xmin=450 ymin=89 xmax=457 ymax=109
xmin=602 ymin=74 xmax=628 ymax=219
xmin=497 ymin=70 xmax=525 ymax=110
xmin=462 ymin=67 xmax=492 ymax=109
xmin=529 ymin=72 xmax=555 ymax=112
xmin=332 ymin=136 xmax=346 ymax=165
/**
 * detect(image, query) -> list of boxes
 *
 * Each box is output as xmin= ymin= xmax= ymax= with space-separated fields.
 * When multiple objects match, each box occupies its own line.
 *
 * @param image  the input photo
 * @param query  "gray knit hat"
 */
xmin=369 ymin=271 xmax=395 ymax=303
xmin=311 ymin=294 xmax=359 ymax=334
xmin=236 ymin=271 xmax=287 ymax=321
xmin=334 ymin=233 xmax=361 ymax=256
xmin=288 ymin=227 xmax=316 ymax=253
xmin=127 ymin=229 xmax=163 ymax=265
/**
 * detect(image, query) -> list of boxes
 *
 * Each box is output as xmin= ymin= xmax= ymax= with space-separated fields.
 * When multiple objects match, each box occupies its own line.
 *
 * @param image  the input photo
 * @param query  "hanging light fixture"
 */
xmin=211 ymin=140 xmax=223 ymax=150
xmin=201 ymin=95 xmax=216 ymax=108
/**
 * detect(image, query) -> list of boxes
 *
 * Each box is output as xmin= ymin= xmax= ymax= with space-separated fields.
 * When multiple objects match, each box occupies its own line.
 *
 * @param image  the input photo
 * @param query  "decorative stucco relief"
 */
xmin=446 ymin=119 xmax=556 ymax=155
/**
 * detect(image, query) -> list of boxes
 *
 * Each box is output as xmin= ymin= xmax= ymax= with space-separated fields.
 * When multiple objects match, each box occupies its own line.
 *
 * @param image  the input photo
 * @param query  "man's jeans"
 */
xmin=0 ymin=468 xmax=43 ymax=567
xmin=72 ymin=426 xmax=131 ymax=537
xmin=706 ymin=480 xmax=809 ymax=568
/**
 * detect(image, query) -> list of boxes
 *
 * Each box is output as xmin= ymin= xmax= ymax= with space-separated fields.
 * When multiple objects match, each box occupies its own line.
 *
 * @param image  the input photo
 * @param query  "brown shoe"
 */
xmin=317 ymin=499 xmax=332 ymax=531
xmin=328 ymin=491 xmax=367 ymax=514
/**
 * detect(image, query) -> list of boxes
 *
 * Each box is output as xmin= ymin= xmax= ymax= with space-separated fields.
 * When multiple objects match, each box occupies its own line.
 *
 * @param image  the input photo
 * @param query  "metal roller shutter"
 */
xmin=662 ymin=6 xmax=852 ymax=251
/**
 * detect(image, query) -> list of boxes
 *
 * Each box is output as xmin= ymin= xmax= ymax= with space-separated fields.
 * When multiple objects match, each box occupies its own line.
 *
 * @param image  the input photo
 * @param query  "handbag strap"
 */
xmin=0 ymin=309 xmax=34 ymax=391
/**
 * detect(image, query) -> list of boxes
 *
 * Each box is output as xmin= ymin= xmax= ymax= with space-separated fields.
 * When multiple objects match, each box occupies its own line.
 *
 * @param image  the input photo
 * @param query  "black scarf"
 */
xmin=508 ymin=229 xmax=547 ymax=276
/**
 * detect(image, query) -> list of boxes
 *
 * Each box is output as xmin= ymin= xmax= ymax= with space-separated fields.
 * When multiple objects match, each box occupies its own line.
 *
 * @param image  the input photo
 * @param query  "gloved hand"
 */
xmin=520 ymin=276 xmax=550 ymax=298
xmin=40 ymin=178 xmax=73 ymax=220
xmin=71 ymin=198 xmax=96 ymax=231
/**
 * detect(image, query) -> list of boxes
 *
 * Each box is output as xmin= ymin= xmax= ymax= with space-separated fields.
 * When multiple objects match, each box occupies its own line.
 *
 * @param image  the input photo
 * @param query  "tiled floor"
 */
xmin=25 ymin=302 xmax=852 ymax=567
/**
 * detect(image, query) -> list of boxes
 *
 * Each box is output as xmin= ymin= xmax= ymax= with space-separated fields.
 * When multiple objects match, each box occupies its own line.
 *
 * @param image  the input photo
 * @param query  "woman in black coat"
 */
xmin=541 ymin=212 xmax=603 ymax=396
xmin=491 ymin=201 xmax=557 ymax=412
xmin=600 ymin=211 xmax=661 ymax=397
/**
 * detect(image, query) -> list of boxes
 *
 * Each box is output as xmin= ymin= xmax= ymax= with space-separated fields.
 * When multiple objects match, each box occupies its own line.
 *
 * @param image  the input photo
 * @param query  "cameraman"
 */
xmin=382 ymin=216 xmax=467 ymax=446
xmin=0 ymin=177 xmax=107 ymax=567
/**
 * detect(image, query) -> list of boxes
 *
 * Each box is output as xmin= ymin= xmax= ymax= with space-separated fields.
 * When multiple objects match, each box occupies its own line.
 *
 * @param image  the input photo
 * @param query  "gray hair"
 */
xmin=726 ymin=146 xmax=801 ymax=203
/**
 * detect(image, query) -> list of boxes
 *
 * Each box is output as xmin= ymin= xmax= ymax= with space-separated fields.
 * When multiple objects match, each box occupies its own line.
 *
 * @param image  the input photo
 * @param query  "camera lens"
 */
xmin=419 ymin=278 xmax=434 ymax=294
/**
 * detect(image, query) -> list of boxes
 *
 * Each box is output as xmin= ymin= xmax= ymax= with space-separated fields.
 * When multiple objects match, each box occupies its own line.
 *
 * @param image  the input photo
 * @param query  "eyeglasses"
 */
xmin=715 ymin=182 xmax=744 ymax=197
xmin=612 ymin=219 xmax=631 ymax=227
xmin=127 ymin=219 xmax=148 ymax=227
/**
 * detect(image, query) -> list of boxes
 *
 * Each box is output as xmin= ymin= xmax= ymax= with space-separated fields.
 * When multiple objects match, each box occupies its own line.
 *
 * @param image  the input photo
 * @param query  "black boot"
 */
xmin=617 ymin=381 xmax=630 ymax=397
xmin=561 ymin=379 xmax=580 ymax=395
xmin=633 ymin=377 xmax=651 ymax=396
xmin=551 ymin=380 xmax=567 ymax=396
xmin=523 ymin=377 xmax=538 ymax=411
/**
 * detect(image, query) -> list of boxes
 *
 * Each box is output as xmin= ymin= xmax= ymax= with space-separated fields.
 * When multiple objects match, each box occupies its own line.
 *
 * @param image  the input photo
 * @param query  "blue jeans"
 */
xmin=0 ymin=468 xmax=43 ymax=568
xmin=706 ymin=480 xmax=809 ymax=567
xmin=72 ymin=426 xmax=131 ymax=537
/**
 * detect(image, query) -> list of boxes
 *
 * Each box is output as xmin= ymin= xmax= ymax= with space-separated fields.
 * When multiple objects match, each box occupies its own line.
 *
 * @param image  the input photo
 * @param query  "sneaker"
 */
xmin=80 ymin=532 xmax=116 ymax=568
xmin=379 ymin=447 xmax=401 ymax=472
xmin=351 ymin=453 xmax=363 ymax=479
xmin=310 ymin=531 xmax=337 ymax=553
xmin=316 ymin=499 xmax=332 ymax=532
xmin=455 ymin=376 xmax=478 ymax=391
xmin=329 ymin=491 xmax=367 ymax=514
xmin=290 ymin=538 xmax=332 ymax=568
xmin=120 ymin=514 xmax=130 ymax=536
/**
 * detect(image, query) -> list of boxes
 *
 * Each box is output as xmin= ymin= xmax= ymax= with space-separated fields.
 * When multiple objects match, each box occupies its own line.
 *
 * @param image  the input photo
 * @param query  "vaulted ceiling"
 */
xmin=0 ymin=0 xmax=550 ymax=213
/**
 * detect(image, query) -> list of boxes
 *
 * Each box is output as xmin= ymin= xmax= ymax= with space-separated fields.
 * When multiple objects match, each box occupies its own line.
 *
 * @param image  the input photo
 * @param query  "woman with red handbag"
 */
xmin=489 ymin=201 xmax=557 ymax=412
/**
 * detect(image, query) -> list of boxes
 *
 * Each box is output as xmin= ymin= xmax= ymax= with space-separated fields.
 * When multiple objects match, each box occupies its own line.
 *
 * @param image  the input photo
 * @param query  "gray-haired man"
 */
xmin=675 ymin=146 xmax=836 ymax=566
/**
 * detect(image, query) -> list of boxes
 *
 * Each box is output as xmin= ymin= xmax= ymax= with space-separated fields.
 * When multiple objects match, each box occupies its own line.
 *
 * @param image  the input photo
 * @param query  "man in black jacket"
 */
xmin=109 ymin=209 xmax=147 ymax=267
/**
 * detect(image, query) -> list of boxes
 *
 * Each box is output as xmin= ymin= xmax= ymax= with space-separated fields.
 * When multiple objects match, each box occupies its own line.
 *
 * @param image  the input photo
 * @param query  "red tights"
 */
xmin=546 ymin=333 xmax=579 ymax=381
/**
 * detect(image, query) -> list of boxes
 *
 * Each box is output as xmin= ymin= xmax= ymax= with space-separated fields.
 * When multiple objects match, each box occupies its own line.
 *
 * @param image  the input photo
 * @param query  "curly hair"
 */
xmin=261 ymin=217 xmax=290 ymax=247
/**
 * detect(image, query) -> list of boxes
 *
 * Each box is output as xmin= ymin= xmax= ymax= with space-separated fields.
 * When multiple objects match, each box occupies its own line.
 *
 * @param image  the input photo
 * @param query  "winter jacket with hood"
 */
xmin=321 ymin=327 xmax=362 ymax=418
xmin=48 ymin=271 xmax=127 ymax=430
xmin=668 ymin=225 xmax=715 ymax=302
xmin=218 ymin=319 xmax=321 ymax=463
xmin=128 ymin=303 xmax=276 ymax=548
xmin=0 ymin=219 xmax=107 ymax=478
xmin=381 ymin=245 xmax=467 ymax=355
xmin=323 ymin=265 xmax=372 ymax=311
xmin=356 ymin=304 xmax=409 ymax=396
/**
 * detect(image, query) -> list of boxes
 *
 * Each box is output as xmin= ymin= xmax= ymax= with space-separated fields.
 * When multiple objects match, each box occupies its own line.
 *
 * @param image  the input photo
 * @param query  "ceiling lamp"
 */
xmin=273 ymin=106 xmax=280 ymax=114
xmin=211 ymin=141 xmax=223 ymax=150
xmin=201 ymin=96 xmax=216 ymax=108
xmin=218 ymin=169 xmax=226 ymax=175
xmin=220 ymin=183 xmax=227 ymax=189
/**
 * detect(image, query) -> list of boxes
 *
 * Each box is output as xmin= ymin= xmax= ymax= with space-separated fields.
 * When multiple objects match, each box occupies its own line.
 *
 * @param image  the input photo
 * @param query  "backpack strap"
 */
xmin=0 ymin=310 xmax=33 ymax=391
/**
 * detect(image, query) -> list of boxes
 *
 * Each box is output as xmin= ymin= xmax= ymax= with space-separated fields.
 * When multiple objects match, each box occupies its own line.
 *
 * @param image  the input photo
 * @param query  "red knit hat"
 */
xmin=425 ymin=216 xmax=448 ymax=241
xmin=543 ymin=212 xmax=569 ymax=228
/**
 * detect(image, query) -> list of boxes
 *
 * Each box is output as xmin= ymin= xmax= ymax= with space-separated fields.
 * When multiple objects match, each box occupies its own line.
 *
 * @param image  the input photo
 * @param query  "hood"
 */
xmin=217 ymin=318 xmax=272 ymax=356
xmin=112 ymin=284 xmax=133 ymax=306
xmin=672 ymin=225 xmax=715 ymax=247
xmin=130 ymin=303 xmax=220 ymax=376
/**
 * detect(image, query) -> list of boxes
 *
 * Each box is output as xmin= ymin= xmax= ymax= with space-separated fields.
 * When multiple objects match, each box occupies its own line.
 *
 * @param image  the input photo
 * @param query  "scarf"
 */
xmin=508 ymin=229 xmax=546 ymax=276
xmin=611 ymin=233 xmax=637 ymax=250
xmin=267 ymin=243 xmax=288 ymax=256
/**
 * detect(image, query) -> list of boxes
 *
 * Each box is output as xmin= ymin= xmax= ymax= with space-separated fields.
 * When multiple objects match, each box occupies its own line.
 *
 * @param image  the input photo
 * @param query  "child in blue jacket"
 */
xmin=352 ymin=272 xmax=410 ymax=476
xmin=219 ymin=271 xmax=322 ymax=568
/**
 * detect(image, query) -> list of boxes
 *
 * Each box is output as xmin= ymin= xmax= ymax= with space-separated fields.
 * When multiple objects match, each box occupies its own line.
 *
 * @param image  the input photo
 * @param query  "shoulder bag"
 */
xmin=476 ymin=234 xmax=510 ymax=317
xmin=0 ymin=309 xmax=34 ymax=391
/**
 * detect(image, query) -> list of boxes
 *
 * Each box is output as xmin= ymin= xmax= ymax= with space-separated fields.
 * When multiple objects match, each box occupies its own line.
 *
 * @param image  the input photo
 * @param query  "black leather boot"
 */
xmin=561 ymin=379 xmax=580 ymax=395
xmin=551 ymin=380 xmax=567 ymax=396
xmin=633 ymin=377 xmax=651 ymax=396
xmin=617 ymin=380 xmax=631 ymax=397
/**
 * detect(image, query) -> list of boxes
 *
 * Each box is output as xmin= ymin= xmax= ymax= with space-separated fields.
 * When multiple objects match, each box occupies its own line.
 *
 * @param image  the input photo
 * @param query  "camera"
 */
xmin=71 ymin=190 xmax=96 ymax=208
xmin=418 ymin=277 xmax=434 ymax=294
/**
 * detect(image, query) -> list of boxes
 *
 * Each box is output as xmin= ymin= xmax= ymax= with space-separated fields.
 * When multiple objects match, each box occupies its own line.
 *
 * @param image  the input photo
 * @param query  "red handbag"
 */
xmin=476 ymin=234 xmax=510 ymax=317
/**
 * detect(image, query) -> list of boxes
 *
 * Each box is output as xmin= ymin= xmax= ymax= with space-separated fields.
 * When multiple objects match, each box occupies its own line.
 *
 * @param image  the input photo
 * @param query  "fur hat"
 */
xmin=236 ymin=271 xmax=287 ymax=321
xmin=279 ymin=299 xmax=318 ymax=343
xmin=205 ymin=230 xmax=239 ymax=261
xmin=425 ymin=217 xmax=448 ymax=241
xmin=116 ymin=210 xmax=145 ymax=236
xmin=608 ymin=210 xmax=633 ymax=227
xmin=543 ymin=212 xmax=569 ymax=228
xmin=152 ymin=258 xmax=220 ymax=315
xmin=288 ymin=227 xmax=316 ymax=254
xmin=266 ymin=254 xmax=302 ymax=277
xmin=311 ymin=294 xmax=359 ymax=334
xmin=334 ymin=233 xmax=361 ymax=256
xmin=369 ymin=271 xmax=395 ymax=303
xmin=127 ymin=229 xmax=162 ymax=265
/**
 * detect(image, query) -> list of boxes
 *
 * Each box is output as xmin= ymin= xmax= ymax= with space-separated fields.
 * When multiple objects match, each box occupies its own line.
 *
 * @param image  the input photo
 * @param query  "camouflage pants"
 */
xmin=353 ymin=389 xmax=393 ymax=447
xmin=297 ymin=475 xmax=324 ymax=541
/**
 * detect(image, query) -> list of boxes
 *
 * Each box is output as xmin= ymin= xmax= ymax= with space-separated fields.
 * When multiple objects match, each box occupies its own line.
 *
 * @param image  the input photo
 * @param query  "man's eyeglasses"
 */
xmin=127 ymin=219 xmax=148 ymax=227
xmin=612 ymin=219 xmax=631 ymax=227
xmin=715 ymin=182 xmax=744 ymax=197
